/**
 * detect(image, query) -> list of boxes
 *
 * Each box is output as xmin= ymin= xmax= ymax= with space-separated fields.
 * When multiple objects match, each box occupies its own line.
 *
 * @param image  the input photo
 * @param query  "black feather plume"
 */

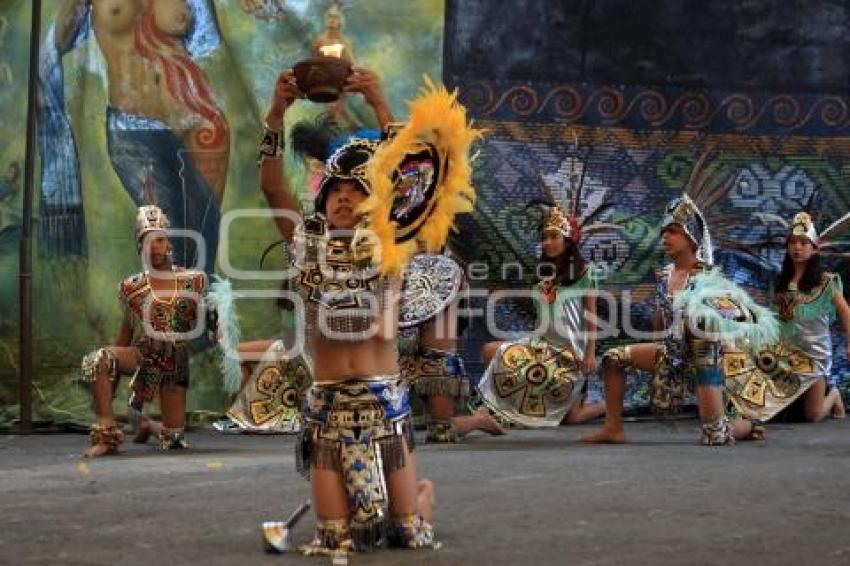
xmin=290 ymin=113 xmax=345 ymax=163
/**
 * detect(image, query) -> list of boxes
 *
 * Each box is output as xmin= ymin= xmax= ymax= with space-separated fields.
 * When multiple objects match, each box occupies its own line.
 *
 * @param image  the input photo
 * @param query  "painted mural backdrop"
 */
xmin=4 ymin=0 xmax=850 ymax=427
xmin=445 ymin=0 xmax=850 ymax=411
xmin=0 ymin=0 xmax=444 ymax=427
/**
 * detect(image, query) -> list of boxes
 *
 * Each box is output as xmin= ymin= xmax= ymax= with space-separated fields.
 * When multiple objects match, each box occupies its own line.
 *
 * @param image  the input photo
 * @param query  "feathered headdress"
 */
xmin=661 ymin=148 xmax=737 ymax=265
xmin=135 ymin=165 xmax=169 ymax=248
xmin=752 ymin=209 xmax=850 ymax=259
xmin=290 ymin=114 xmax=381 ymax=214
xmin=715 ymin=186 xmax=817 ymax=271
xmin=205 ymin=276 xmax=243 ymax=395
xmin=360 ymin=77 xmax=484 ymax=275
xmin=529 ymin=145 xmax=619 ymax=244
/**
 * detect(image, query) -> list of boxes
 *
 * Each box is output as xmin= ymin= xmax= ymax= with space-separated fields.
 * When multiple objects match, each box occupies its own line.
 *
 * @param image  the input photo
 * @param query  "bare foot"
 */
xmin=83 ymin=443 xmax=111 ymax=459
xmin=84 ymin=425 xmax=124 ymax=458
xmin=451 ymin=408 xmax=507 ymax=437
xmin=730 ymin=417 xmax=765 ymax=441
xmin=474 ymin=408 xmax=505 ymax=436
xmin=580 ymin=424 xmax=626 ymax=444
xmin=134 ymin=417 xmax=164 ymax=443
xmin=747 ymin=423 xmax=766 ymax=440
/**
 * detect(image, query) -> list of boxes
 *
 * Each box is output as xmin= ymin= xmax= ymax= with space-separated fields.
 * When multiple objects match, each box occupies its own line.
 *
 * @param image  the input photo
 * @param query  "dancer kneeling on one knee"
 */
xmin=259 ymin=67 xmax=481 ymax=553
xmin=582 ymin=170 xmax=778 ymax=445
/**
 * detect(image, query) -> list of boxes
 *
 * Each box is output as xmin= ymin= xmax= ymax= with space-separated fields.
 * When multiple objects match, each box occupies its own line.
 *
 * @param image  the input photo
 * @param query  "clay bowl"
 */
xmin=293 ymin=56 xmax=353 ymax=103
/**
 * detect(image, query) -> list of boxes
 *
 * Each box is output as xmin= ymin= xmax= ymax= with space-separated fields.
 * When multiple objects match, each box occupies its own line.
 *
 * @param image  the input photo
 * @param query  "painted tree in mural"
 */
xmin=39 ymin=0 xmax=229 ymax=273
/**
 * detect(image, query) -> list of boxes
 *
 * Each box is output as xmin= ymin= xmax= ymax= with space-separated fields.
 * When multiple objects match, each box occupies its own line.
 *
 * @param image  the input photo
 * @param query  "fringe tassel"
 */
xmin=378 ymin=434 xmax=407 ymax=476
xmin=311 ymin=437 xmax=342 ymax=473
xmin=405 ymin=416 xmax=416 ymax=452
xmin=297 ymin=428 xmax=343 ymax=477
xmin=414 ymin=376 xmax=466 ymax=400
xmin=295 ymin=429 xmax=312 ymax=479
xmin=350 ymin=516 xmax=387 ymax=552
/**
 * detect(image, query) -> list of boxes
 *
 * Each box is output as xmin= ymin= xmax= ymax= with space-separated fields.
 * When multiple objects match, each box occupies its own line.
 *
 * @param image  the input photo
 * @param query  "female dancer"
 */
xmin=773 ymin=211 xmax=849 ymax=421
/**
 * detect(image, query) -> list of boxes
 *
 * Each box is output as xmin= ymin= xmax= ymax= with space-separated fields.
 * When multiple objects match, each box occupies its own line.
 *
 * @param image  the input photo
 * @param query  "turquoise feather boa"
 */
xmin=674 ymin=271 xmax=779 ymax=350
xmin=207 ymin=276 xmax=242 ymax=394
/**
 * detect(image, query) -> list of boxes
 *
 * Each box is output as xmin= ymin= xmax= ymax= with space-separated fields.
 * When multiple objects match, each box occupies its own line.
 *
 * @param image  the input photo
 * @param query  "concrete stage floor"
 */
xmin=2 ymin=420 xmax=849 ymax=566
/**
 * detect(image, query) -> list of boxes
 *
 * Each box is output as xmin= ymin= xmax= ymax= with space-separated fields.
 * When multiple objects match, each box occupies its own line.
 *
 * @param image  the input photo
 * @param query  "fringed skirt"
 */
xmin=402 ymin=346 xmax=469 ymax=402
xmin=296 ymin=376 xmax=415 ymax=551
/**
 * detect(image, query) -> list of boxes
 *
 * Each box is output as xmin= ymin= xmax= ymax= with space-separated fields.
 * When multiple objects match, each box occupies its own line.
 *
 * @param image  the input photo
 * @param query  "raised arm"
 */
xmin=260 ymin=70 xmax=305 ymax=241
xmin=343 ymin=67 xmax=395 ymax=130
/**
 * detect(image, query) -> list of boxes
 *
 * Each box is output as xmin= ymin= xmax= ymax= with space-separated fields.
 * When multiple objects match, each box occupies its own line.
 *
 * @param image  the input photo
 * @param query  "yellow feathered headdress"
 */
xmin=359 ymin=77 xmax=484 ymax=275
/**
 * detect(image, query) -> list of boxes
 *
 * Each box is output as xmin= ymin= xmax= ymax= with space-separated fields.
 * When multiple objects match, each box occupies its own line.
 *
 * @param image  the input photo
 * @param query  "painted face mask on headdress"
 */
xmin=134 ymin=204 xmax=171 ymax=259
xmin=135 ymin=205 xmax=170 ymax=243
xmin=388 ymin=141 xmax=447 ymax=243
xmin=360 ymin=80 xmax=482 ymax=275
